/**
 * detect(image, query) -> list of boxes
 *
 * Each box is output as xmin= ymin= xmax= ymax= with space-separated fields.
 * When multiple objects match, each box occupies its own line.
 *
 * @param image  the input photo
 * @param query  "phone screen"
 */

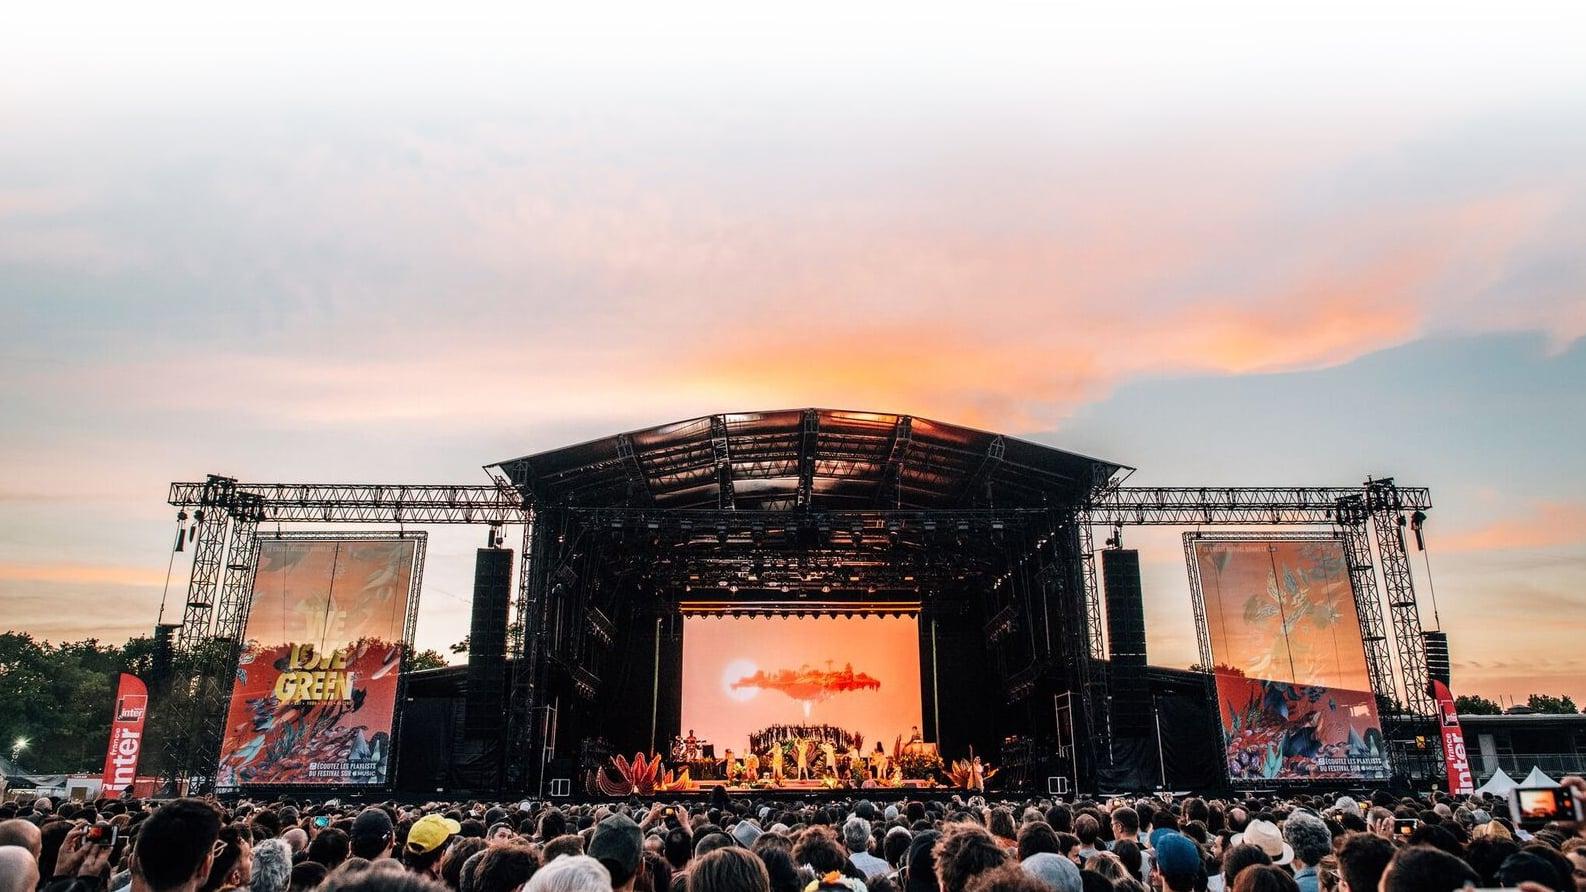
xmin=1512 ymin=788 xmax=1577 ymax=828
xmin=1394 ymin=818 xmax=1418 ymax=837
xmin=314 ymin=816 xmax=330 ymax=828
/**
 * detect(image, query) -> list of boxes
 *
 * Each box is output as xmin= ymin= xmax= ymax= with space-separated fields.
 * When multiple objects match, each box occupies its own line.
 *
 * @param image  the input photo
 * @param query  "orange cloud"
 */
xmin=1436 ymin=501 xmax=1586 ymax=552
xmin=0 ymin=561 xmax=168 ymax=588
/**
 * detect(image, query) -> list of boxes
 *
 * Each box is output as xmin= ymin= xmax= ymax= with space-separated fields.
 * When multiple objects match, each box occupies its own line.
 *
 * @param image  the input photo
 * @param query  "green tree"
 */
xmin=0 ymin=633 xmax=157 ymax=774
xmin=1455 ymin=694 xmax=1503 ymax=715
xmin=408 ymin=648 xmax=449 ymax=671
xmin=1526 ymin=693 xmax=1579 ymax=714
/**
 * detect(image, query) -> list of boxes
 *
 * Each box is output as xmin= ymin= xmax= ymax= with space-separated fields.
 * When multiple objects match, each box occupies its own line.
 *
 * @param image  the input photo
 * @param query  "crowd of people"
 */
xmin=0 ymin=779 xmax=1582 ymax=892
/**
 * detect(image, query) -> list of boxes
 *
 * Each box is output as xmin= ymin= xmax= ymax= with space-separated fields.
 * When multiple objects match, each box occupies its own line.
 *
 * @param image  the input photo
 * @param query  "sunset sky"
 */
xmin=2 ymin=5 xmax=1584 ymax=706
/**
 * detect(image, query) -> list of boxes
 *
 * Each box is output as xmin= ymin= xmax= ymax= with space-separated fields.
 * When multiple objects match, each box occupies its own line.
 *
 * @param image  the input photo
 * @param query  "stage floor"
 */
xmin=672 ymin=779 xmax=948 ymax=797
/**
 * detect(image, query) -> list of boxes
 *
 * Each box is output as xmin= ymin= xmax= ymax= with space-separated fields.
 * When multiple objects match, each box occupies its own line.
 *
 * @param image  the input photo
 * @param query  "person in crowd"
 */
xmin=202 ymin=824 xmax=253 ymax=892
xmin=1210 ymin=843 xmax=1271 ymax=892
xmin=1378 ymin=846 xmax=1479 ymax=892
xmin=1152 ymin=833 xmax=1202 ymax=892
xmin=961 ymin=862 xmax=1047 ymax=892
xmin=352 ymin=810 xmax=397 ymax=862
xmin=589 ymin=814 xmax=645 ymax=892
xmin=1564 ymin=844 xmax=1586 ymax=892
xmin=443 ymin=838 xmax=489 ymax=890
xmin=1108 ymin=808 xmax=1152 ymax=879
xmin=310 ymin=829 xmax=353 ymax=870
xmin=133 ymin=799 xmax=224 ymax=892
xmin=934 ymin=824 xmax=1009 ymax=892
xmin=473 ymin=845 xmax=541 ymax=892
xmin=290 ymin=862 xmax=329 ymax=892
xmin=688 ymin=848 xmax=771 ymax=892
xmin=1334 ymin=832 xmax=1393 ymax=892
xmin=282 ymin=827 xmax=309 ymax=858
xmin=1013 ymin=823 xmax=1057 ymax=863
xmin=404 ymin=814 xmax=462 ymax=880
xmin=1071 ymin=817 xmax=1102 ymax=863
xmin=986 ymin=810 xmax=1019 ymax=853
xmin=253 ymin=839 xmax=295 ymax=892
xmin=0 ymin=819 xmax=43 ymax=860
xmin=1019 ymin=852 xmax=1080 ymax=892
xmin=527 ymin=854 xmax=611 ymax=892
xmin=1232 ymin=865 xmax=1298 ymax=892
xmin=1230 ymin=821 xmax=1292 ymax=867
xmin=844 ymin=817 xmax=890 ymax=879
xmin=1281 ymin=812 xmax=1330 ymax=892
xmin=0 ymin=846 xmax=41 ymax=892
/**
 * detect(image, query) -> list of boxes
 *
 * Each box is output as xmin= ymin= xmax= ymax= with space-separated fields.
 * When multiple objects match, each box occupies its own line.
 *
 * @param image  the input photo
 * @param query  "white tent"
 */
xmin=1475 ymin=768 xmax=1517 ymax=797
xmin=1521 ymin=766 xmax=1560 ymax=787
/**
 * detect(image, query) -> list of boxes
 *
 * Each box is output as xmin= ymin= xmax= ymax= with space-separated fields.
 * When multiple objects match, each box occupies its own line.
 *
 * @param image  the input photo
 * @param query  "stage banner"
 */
xmin=1191 ymin=538 xmax=1390 ymax=782
xmin=216 ymin=538 xmax=419 ymax=789
xmin=100 ymin=673 xmax=148 ymax=799
xmin=1432 ymin=679 xmax=1474 ymax=794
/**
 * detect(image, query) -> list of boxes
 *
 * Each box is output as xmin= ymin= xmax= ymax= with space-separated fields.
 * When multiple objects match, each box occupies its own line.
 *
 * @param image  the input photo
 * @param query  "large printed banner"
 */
xmin=1192 ymin=538 xmax=1390 ymax=782
xmin=216 ymin=538 xmax=418 ymax=789
xmin=100 ymin=673 xmax=148 ymax=798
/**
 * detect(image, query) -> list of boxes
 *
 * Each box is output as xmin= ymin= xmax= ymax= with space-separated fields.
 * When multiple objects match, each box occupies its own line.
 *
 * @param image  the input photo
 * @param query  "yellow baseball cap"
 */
xmin=405 ymin=814 xmax=462 ymax=854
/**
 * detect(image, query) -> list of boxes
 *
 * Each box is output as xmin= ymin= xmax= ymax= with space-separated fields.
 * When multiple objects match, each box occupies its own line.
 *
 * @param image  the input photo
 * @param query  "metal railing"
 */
xmin=1474 ymin=752 xmax=1586 ymax=781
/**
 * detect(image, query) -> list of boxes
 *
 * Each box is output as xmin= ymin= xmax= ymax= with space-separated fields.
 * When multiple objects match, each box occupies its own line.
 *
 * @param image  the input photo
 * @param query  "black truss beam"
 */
xmin=1086 ymin=486 xmax=1431 ymax=525
xmin=795 ymin=409 xmax=819 ymax=510
xmin=710 ymin=415 xmax=736 ymax=510
xmin=168 ymin=482 xmax=525 ymax=524
xmin=960 ymin=436 xmax=1006 ymax=506
xmin=874 ymin=415 xmax=913 ymax=508
xmin=615 ymin=434 xmax=656 ymax=505
xmin=169 ymin=481 xmax=1431 ymax=526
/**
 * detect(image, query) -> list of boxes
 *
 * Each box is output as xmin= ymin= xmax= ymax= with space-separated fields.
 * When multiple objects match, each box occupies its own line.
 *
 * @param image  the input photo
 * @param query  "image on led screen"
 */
xmin=681 ymin=614 xmax=923 ymax=758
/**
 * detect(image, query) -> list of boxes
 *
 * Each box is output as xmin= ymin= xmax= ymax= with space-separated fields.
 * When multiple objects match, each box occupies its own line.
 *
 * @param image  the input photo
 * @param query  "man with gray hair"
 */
xmin=1282 ymin=811 xmax=1332 ymax=892
xmin=843 ymin=817 xmax=889 ymax=879
xmin=0 ymin=846 xmax=40 ymax=892
xmin=526 ymin=854 xmax=612 ymax=892
xmin=252 ymin=839 xmax=294 ymax=892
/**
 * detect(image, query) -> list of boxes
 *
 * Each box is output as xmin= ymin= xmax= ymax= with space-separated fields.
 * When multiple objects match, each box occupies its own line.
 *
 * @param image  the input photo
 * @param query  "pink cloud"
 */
xmin=1437 ymin=501 xmax=1586 ymax=552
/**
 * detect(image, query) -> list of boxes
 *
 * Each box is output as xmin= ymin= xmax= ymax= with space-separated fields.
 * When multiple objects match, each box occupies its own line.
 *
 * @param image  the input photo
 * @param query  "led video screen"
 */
xmin=1190 ymin=537 xmax=1390 ymax=781
xmin=216 ymin=537 xmax=420 ymax=789
xmin=681 ymin=614 xmax=923 ymax=754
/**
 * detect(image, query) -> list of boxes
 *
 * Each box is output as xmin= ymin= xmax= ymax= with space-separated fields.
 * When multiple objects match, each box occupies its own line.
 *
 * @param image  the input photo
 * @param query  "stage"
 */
xmin=161 ymin=413 xmax=1445 ymax=798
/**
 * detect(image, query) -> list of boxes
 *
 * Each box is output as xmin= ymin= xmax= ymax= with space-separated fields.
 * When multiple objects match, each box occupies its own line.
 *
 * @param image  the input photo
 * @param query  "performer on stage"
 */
xmin=820 ymin=739 xmax=836 ymax=775
xmin=723 ymin=747 xmax=736 ymax=783
xmin=744 ymin=750 xmax=759 ymax=782
xmin=794 ymin=737 xmax=811 ymax=780
xmin=969 ymin=754 xmax=986 ymax=792
xmin=684 ymin=729 xmax=700 ymax=761
xmin=871 ymin=741 xmax=889 ymax=780
xmin=770 ymin=740 xmax=785 ymax=782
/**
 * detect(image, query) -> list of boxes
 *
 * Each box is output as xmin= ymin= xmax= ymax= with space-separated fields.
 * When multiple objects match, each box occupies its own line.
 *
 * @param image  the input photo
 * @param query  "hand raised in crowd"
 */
xmin=54 ymin=825 xmax=114 ymax=880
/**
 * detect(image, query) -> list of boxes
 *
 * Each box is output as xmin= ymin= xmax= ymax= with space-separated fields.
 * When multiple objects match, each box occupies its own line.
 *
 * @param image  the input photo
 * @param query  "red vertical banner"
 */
xmin=100 ymin=673 xmax=149 ymax=799
xmin=1432 ymin=679 xmax=1474 ymax=795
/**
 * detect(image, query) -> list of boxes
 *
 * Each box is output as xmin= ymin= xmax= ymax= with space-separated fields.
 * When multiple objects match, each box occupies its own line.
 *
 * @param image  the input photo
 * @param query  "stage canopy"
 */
xmin=490 ymin=409 xmax=1128 ymax=510
xmin=1475 ymin=768 xmax=1517 ymax=797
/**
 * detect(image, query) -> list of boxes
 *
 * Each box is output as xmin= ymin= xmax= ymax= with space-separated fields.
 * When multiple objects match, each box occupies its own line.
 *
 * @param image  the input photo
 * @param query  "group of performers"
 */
xmin=673 ymin=727 xmax=938 ymax=788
